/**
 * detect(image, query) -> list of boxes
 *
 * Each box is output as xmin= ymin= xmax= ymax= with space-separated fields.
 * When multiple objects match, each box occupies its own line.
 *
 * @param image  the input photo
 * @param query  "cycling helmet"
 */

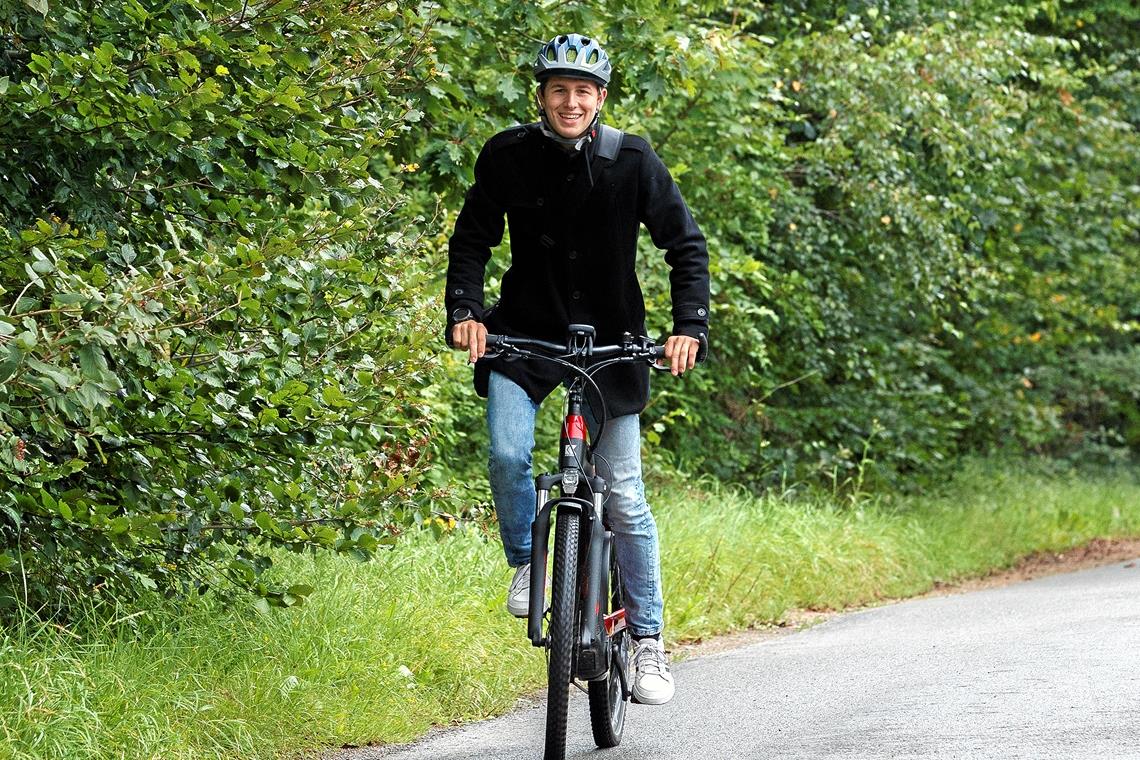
xmin=534 ymin=33 xmax=612 ymax=86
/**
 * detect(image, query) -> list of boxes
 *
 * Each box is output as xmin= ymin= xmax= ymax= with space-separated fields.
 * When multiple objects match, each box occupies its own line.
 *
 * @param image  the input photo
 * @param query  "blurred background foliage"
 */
xmin=1 ymin=0 xmax=1136 ymax=615
xmin=396 ymin=0 xmax=1138 ymax=485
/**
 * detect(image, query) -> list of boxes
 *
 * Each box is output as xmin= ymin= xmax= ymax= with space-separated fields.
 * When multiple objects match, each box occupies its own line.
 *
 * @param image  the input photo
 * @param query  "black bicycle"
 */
xmin=482 ymin=324 xmax=703 ymax=760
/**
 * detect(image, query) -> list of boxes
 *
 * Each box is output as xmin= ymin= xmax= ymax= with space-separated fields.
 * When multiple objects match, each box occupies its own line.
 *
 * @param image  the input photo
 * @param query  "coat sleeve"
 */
xmin=445 ymin=143 xmax=507 ymax=336
xmin=637 ymin=145 xmax=711 ymax=342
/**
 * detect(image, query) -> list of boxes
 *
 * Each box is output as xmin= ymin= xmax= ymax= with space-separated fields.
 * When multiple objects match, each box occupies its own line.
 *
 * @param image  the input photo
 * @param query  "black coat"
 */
xmin=445 ymin=122 xmax=710 ymax=417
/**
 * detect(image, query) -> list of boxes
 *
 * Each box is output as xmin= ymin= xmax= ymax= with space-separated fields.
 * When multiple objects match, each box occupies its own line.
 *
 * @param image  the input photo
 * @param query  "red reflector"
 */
xmin=603 ymin=609 xmax=627 ymax=636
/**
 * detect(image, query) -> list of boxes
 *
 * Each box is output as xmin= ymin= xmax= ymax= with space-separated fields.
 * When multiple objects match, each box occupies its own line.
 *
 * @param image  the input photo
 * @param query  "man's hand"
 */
xmin=451 ymin=320 xmax=488 ymax=364
xmin=663 ymin=335 xmax=700 ymax=376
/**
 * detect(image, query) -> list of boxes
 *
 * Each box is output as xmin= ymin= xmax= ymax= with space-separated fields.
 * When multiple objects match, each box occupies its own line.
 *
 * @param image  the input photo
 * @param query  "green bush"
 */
xmin=2 ymin=0 xmax=1137 ymax=615
xmin=401 ymin=1 xmax=1139 ymax=485
xmin=0 ymin=0 xmax=443 ymax=614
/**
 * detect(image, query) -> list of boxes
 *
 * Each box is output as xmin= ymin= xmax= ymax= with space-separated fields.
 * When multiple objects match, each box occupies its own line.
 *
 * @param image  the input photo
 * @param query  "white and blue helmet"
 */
xmin=534 ymin=33 xmax=612 ymax=86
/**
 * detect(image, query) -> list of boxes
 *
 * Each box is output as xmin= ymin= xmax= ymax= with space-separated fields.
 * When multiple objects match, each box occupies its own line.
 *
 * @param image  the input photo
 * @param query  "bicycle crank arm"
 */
xmin=613 ymin=639 xmax=632 ymax=701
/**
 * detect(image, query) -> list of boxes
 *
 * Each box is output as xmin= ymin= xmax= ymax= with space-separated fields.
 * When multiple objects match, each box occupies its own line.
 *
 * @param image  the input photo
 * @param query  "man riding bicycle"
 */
xmin=446 ymin=33 xmax=710 ymax=706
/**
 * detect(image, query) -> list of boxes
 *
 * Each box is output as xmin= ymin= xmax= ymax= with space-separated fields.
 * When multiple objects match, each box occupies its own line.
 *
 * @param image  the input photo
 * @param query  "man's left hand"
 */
xmin=662 ymin=335 xmax=700 ymax=376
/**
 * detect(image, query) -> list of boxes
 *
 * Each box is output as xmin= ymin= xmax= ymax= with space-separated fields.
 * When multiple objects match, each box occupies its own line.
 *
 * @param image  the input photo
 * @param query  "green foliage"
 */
xmin=0 ymin=1 xmax=444 ymax=614
xmin=2 ymin=0 xmax=1137 ymax=615
xmin=1030 ymin=347 xmax=1140 ymax=458
xmin=398 ymin=1 xmax=1139 ymax=486
xmin=698 ymin=8 xmax=1138 ymax=484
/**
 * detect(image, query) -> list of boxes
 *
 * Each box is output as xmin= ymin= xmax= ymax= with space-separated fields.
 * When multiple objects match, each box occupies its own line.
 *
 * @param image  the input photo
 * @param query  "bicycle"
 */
xmin=482 ymin=323 xmax=705 ymax=760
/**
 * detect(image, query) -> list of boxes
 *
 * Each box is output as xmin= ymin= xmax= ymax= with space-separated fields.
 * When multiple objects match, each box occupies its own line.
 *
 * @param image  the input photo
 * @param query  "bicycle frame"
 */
xmin=526 ymin=381 xmax=630 ymax=686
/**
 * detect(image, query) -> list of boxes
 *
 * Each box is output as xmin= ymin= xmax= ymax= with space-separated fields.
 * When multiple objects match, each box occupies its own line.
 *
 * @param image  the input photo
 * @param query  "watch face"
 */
xmin=451 ymin=308 xmax=473 ymax=322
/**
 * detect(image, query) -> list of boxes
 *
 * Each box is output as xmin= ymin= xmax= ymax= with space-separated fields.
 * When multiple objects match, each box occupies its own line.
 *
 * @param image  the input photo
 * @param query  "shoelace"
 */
xmin=635 ymin=641 xmax=668 ymax=676
xmin=509 ymin=568 xmax=530 ymax=594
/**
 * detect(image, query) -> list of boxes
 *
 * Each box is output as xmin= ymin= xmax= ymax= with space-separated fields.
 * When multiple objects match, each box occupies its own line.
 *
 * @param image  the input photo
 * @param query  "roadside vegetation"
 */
xmin=3 ymin=461 xmax=1138 ymax=759
xmin=1 ymin=0 xmax=1138 ymax=757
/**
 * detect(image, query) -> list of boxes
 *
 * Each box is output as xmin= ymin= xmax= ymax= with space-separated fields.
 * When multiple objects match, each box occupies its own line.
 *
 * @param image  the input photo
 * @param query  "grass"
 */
xmin=661 ymin=460 xmax=1140 ymax=640
xmin=2 ymin=459 xmax=1138 ymax=759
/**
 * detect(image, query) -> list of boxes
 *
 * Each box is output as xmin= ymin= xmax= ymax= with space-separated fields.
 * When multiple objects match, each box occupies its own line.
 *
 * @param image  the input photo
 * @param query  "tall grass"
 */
xmin=1 ymin=460 xmax=1138 ymax=759
xmin=0 ymin=533 xmax=542 ymax=759
xmin=661 ymin=460 xmax=1140 ymax=640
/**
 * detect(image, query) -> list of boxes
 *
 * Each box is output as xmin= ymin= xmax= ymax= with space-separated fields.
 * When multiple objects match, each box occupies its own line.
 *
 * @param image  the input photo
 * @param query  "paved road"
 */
xmin=350 ymin=559 xmax=1140 ymax=759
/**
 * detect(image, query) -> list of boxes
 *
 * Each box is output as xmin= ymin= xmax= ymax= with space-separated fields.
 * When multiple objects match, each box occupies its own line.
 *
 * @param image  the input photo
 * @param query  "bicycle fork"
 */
xmin=527 ymin=487 xmax=629 ymax=693
xmin=527 ymin=387 xmax=598 ymax=648
xmin=526 ymin=481 xmax=594 ymax=648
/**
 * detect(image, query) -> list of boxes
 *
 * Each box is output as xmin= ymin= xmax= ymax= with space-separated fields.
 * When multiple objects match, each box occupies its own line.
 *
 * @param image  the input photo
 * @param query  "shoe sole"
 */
xmin=631 ymin=691 xmax=674 ymax=706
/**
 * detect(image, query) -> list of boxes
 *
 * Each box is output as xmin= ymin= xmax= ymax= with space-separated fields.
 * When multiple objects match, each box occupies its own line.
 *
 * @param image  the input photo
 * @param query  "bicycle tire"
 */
xmin=544 ymin=510 xmax=580 ymax=760
xmin=588 ymin=547 xmax=629 ymax=747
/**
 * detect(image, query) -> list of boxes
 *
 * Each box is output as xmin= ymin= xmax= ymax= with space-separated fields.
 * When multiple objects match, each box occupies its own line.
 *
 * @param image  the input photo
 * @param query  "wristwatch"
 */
xmin=450 ymin=306 xmax=474 ymax=323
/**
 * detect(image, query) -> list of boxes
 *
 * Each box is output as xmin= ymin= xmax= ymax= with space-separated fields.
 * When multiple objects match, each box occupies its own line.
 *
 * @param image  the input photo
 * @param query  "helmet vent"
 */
xmin=534 ymin=32 xmax=612 ymax=86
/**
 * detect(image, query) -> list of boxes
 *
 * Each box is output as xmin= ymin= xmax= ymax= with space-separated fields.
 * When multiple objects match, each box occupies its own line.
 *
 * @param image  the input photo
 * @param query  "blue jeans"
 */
xmin=486 ymin=371 xmax=663 ymax=637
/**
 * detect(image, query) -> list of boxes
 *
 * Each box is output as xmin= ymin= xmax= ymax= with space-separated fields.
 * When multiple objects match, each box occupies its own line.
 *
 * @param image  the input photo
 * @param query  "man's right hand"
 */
xmin=451 ymin=320 xmax=488 ymax=364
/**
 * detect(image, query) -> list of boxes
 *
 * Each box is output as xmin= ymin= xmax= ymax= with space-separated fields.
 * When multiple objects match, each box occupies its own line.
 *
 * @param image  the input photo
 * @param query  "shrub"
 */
xmin=0 ymin=0 xmax=442 ymax=615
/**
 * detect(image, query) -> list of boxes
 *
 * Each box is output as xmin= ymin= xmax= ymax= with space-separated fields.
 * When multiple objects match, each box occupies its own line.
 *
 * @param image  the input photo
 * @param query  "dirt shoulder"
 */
xmin=671 ymin=537 xmax=1140 ymax=660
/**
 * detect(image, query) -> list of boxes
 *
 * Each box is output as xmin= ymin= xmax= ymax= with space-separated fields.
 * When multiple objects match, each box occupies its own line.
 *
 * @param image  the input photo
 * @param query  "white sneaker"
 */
xmin=631 ymin=637 xmax=675 ymax=705
xmin=506 ymin=564 xmax=531 ymax=617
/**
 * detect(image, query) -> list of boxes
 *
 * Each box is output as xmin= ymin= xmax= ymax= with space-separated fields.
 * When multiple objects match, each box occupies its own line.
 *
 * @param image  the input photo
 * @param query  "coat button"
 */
xmin=568 ymin=250 xmax=578 ymax=260
xmin=571 ymin=290 xmax=582 ymax=300
xmin=697 ymin=307 xmax=707 ymax=317
xmin=453 ymin=288 xmax=465 ymax=296
xmin=566 ymin=174 xmax=575 ymax=182
xmin=536 ymin=198 xmax=544 ymax=206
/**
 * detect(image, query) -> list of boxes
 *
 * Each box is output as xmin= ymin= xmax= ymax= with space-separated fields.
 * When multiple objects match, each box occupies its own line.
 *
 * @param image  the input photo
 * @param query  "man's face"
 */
xmin=537 ymin=76 xmax=608 ymax=139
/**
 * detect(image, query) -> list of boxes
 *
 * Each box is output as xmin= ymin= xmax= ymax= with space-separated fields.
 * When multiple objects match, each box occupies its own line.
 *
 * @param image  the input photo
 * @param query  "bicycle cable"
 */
xmin=488 ymin=339 xmax=660 ymax=504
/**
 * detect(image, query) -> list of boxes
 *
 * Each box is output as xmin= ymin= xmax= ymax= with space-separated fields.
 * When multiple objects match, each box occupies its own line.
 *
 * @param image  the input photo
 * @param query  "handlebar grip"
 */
xmin=696 ymin=332 xmax=709 ymax=363
xmin=480 ymin=333 xmax=506 ymax=359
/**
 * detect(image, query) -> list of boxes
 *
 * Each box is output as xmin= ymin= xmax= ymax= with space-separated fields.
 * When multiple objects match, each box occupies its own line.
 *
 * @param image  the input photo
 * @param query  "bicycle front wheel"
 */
xmin=544 ymin=510 xmax=580 ymax=760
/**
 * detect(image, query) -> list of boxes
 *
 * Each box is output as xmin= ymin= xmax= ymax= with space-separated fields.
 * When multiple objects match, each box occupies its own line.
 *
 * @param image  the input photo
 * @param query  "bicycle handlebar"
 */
xmin=480 ymin=328 xmax=706 ymax=459
xmin=483 ymin=332 xmax=707 ymax=365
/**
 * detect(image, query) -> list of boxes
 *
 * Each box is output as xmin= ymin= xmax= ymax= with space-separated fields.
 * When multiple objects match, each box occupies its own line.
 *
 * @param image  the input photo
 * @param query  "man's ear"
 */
xmin=597 ymin=86 xmax=608 ymax=112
